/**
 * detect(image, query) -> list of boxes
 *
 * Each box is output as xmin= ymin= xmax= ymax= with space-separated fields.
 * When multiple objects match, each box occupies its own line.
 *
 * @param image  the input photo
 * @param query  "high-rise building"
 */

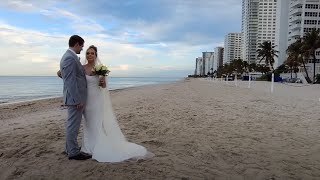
xmin=288 ymin=0 xmax=320 ymax=45
xmin=214 ymin=47 xmax=224 ymax=72
xmin=242 ymin=0 xmax=279 ymax=66
xmin=257 ymin=0 xmax=278 ymax=66
xmin=195 ymin=57 xmax=203 ymax=76
xmin=275 ymin=0 xmax=290 ymax=68
xmin=256 ymin=0 xmax=278 ymax=46
xmin=242 ymin=0 xmax=259 ymax=64
xmin=202 ymin=52 xmax=214 ymax=75
xmin=223 ymin=33 xmax=242 ymax=64
xmin=287 ymin=0 xmax=320 ymax=80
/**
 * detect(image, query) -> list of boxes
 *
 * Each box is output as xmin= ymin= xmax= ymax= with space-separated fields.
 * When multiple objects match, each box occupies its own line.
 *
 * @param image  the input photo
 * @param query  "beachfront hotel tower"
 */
xmin=242 ymin=0 xmax=278 ymax=66
xmin=202 ymin=52 xmax=214 ymax=75
xmin=223 ymin=33 xmax=242 ymax=65
xmin=275 ymin=0 xmax=320 ymax=79
xmin=213 ymin=47 xmax=224 ymax=72
xmin=274 ymin=0 xmax=290 ymax=68
xmin=288 ymin=0 xmax=320 ymax=45
xmin=194 ymin=52 xmax=215 ymax=76
xmin=242 ymin=0 xmax=259 ymax=64
xmin=288 ymin=0 xmax=320 ymax=80
xmin=194 ymin=57 xmax=203 ymax=76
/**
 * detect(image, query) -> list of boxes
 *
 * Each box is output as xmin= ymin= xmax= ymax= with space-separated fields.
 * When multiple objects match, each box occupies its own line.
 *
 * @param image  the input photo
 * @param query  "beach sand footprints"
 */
xmin=3 ymin=144 xmax=32 ymax=159
xmin=142 ymin=139 xmax=164 ymax=148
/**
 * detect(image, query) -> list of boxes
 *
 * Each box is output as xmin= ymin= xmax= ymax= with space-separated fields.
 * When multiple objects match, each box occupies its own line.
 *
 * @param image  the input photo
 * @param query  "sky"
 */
xmin=0 ymin=0 xmax=241 ymax=77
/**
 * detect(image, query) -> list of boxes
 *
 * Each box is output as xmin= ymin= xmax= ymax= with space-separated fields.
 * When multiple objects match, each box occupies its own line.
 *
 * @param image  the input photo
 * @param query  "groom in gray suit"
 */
xmin=60 ymin=35 xmax=91 ymax=160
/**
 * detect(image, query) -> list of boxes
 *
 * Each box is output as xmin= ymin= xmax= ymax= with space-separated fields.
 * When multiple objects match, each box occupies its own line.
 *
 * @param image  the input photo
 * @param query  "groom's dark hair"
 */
xmin=69 ymin=35 xmax=84 ymax=47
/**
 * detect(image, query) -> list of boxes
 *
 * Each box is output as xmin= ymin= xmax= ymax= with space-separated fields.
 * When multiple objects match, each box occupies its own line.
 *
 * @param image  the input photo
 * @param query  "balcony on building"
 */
xmin=290 ymin=8 xmax=302 ymax=16
xmin=290 ymin=23 xmax=302 ymax=30
xmin=290 ymin=0 xmax=303 ymax=9
xmin=289 ymin=30 xmax=301 ymax=38
xmin=289 ymin=16 xmax=302 ymax=23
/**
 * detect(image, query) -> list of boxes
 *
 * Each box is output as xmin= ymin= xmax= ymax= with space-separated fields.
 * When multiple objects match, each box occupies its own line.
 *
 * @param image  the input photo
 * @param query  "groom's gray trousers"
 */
xmin=66 ymin=106 xmax=84 ymax=157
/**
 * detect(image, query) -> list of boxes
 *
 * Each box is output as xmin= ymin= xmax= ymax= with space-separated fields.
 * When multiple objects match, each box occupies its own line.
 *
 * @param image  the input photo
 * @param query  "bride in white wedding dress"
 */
xmin=81 ymin=45 xmax=153 ymax=162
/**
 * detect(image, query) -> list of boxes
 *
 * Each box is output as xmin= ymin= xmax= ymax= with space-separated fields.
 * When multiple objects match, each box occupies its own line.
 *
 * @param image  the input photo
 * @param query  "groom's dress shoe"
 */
xmin=68 ymin=153 xmax=92 ymax=160
xmin=80 ymin=152 xmax=92 ymax=156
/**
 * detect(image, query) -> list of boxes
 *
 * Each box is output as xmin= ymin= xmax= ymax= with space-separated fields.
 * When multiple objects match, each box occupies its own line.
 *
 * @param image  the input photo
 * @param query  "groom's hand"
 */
xmin=76 ymin=103 xmax=84 ymax=110
xmin=57 ymin=70 xmax=62 ymax=78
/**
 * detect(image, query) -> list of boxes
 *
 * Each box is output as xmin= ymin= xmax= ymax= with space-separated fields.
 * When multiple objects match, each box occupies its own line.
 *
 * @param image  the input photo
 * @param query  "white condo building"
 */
xmin=288 ymin=0 xmax=320 ymax=45
xmin=275 ymin=0 xmax=290 ymax=68
xmin=256 ymin=0 xmax=277 ymax=46
xmin=288 ymin=0 xmax=320 ymax=80
xmin=202 ymin=52 xmax=214 ymax=75
xmin=223 ymin=33 xmax=242 ymax=64
xmin=274 ymin=0 xmax=320 ymax=80
xmin=257 ymin=0 xmax=278 ymax=66
xmin=242 ymin=0 xmax=278 ymax=66
xmin=242 ymin=0 xmax=259 ymax=64
xmin=195 ymin=57 xmax=203 ymax=76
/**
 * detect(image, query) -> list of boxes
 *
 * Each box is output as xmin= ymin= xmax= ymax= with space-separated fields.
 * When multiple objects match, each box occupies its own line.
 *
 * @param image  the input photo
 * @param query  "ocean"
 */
xmin=0 ymin=76 xmax=183 ymax=104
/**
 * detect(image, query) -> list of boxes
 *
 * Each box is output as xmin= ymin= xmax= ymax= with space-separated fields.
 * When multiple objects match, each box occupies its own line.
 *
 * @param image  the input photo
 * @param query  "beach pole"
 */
xmin=235 ymin=75 xmax=238 ymax=87
xmin=248 ymin=74 xmax=251 ymax=88
xmin=271 ymin=73 xmax=274 ymax=93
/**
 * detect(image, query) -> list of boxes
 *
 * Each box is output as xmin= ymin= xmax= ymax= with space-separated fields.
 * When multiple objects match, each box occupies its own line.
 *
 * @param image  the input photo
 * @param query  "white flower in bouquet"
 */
xmin=92 ymin=64 xmax=110 ymax=76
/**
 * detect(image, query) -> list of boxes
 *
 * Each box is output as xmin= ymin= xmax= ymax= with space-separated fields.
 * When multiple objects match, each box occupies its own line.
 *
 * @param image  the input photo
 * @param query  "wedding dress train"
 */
xmin=81 ymin=75 xmax=153 ymax=162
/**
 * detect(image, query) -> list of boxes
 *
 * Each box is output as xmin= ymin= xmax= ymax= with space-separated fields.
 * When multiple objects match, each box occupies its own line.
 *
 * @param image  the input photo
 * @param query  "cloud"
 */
xmin=0 ymin=1 xmax=242 ymax=46
xmin=0 ymin=0 xmax=242 ymax=77
xmin=0 ymin=21 xmax=163 ymax=76
xmin=69 ymin=0 xmax=242 ymax=45
xmin=111 ymin=64 xmax=129 ymax=71
xmin=1 ymin=0 xmax=37 ymax=12
xmin=0 ymin=21 xmax=66 ymax=75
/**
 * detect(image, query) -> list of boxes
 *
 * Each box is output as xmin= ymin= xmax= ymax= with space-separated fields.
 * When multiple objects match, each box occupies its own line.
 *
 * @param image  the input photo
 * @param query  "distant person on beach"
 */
xmin=59 ymin=35 xmax=91 ymax=160
xmin=58 ymin=44 xmax=153 ymax=162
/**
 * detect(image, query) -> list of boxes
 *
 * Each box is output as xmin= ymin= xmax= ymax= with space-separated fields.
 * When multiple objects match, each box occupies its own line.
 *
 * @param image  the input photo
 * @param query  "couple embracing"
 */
xmin=59 ymin=35 xmax=153 ymax=162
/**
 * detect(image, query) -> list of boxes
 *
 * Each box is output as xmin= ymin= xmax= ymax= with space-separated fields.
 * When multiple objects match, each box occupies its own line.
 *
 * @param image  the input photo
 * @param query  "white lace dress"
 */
xmin=81 ymin=75 xmax=153 ymax=162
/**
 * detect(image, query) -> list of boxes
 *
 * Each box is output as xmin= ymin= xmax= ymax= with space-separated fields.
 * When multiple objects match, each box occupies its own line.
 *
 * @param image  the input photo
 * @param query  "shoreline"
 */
xmin=1 ymin=78 xmax=319 ymax=179
xmin=0 ymin=80 xmax=184 ymax=106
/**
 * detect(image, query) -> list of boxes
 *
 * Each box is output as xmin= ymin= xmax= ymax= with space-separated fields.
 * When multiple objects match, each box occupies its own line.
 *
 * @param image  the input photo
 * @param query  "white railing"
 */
xmin=290 ymin=8 xmax=302 ymax=15
xmin=291 ymin=23 xmax=302 ymax=30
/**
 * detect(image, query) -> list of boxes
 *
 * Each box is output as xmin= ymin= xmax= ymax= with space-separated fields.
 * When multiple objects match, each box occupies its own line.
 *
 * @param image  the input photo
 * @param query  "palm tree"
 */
xmin=217 ymin=66 xmax=223 ymax=78
xmin=257 ymin=41 xmax=279 ymax=71
xmin=232 ymin=58 xmax=244 ymax=75
xmin=287 ymin=38 xmax=311 ymax=83
xmin=243 ymin=61 xmax=249 ymax=74
xmin=249 ymin=62 xmax=257 ymax=73
xmin=301 ymin=28 xmax=320 ymax=82
xmin=256 ymin=64 xmax=270 ymax=74
xmin=285 ymin=55 xmax=301 ymax=78
xmin=223 ymin=63 xmax=233 ymax=76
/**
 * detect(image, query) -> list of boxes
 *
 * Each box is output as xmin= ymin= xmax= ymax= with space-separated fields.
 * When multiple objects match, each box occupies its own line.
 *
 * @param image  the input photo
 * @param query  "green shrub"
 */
xmin=316 ymin=74 xmax=320 ymax=82
xmin=256 ymin=74 xmax=268 ymax=81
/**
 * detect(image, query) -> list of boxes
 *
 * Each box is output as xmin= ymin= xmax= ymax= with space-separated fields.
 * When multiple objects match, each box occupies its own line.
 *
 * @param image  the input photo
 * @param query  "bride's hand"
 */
xmin=99 ymin=76 xmax=106 ymax=88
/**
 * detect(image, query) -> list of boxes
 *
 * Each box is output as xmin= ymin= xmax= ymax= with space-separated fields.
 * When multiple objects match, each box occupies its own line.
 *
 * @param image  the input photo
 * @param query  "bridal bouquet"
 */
xmin=92 ymin=64 xmax=110 ymax=76
xmin=92 ymin=64 xmax=110 ymax=87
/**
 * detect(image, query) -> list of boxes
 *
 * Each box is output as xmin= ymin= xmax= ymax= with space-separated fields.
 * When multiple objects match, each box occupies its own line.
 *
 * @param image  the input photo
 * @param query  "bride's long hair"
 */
xmin=84 ymin=45 xmax=102 ymax=66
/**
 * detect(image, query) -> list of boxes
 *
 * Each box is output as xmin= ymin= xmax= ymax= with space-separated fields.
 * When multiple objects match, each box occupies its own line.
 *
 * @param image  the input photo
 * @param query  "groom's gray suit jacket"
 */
xmin=60 ymin=49 xmax=87 ymax=105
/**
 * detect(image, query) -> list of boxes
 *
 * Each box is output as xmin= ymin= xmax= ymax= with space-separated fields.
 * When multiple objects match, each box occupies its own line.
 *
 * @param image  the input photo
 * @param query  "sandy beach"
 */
xmin=1 ymin=78 xmax=320 ymax=179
